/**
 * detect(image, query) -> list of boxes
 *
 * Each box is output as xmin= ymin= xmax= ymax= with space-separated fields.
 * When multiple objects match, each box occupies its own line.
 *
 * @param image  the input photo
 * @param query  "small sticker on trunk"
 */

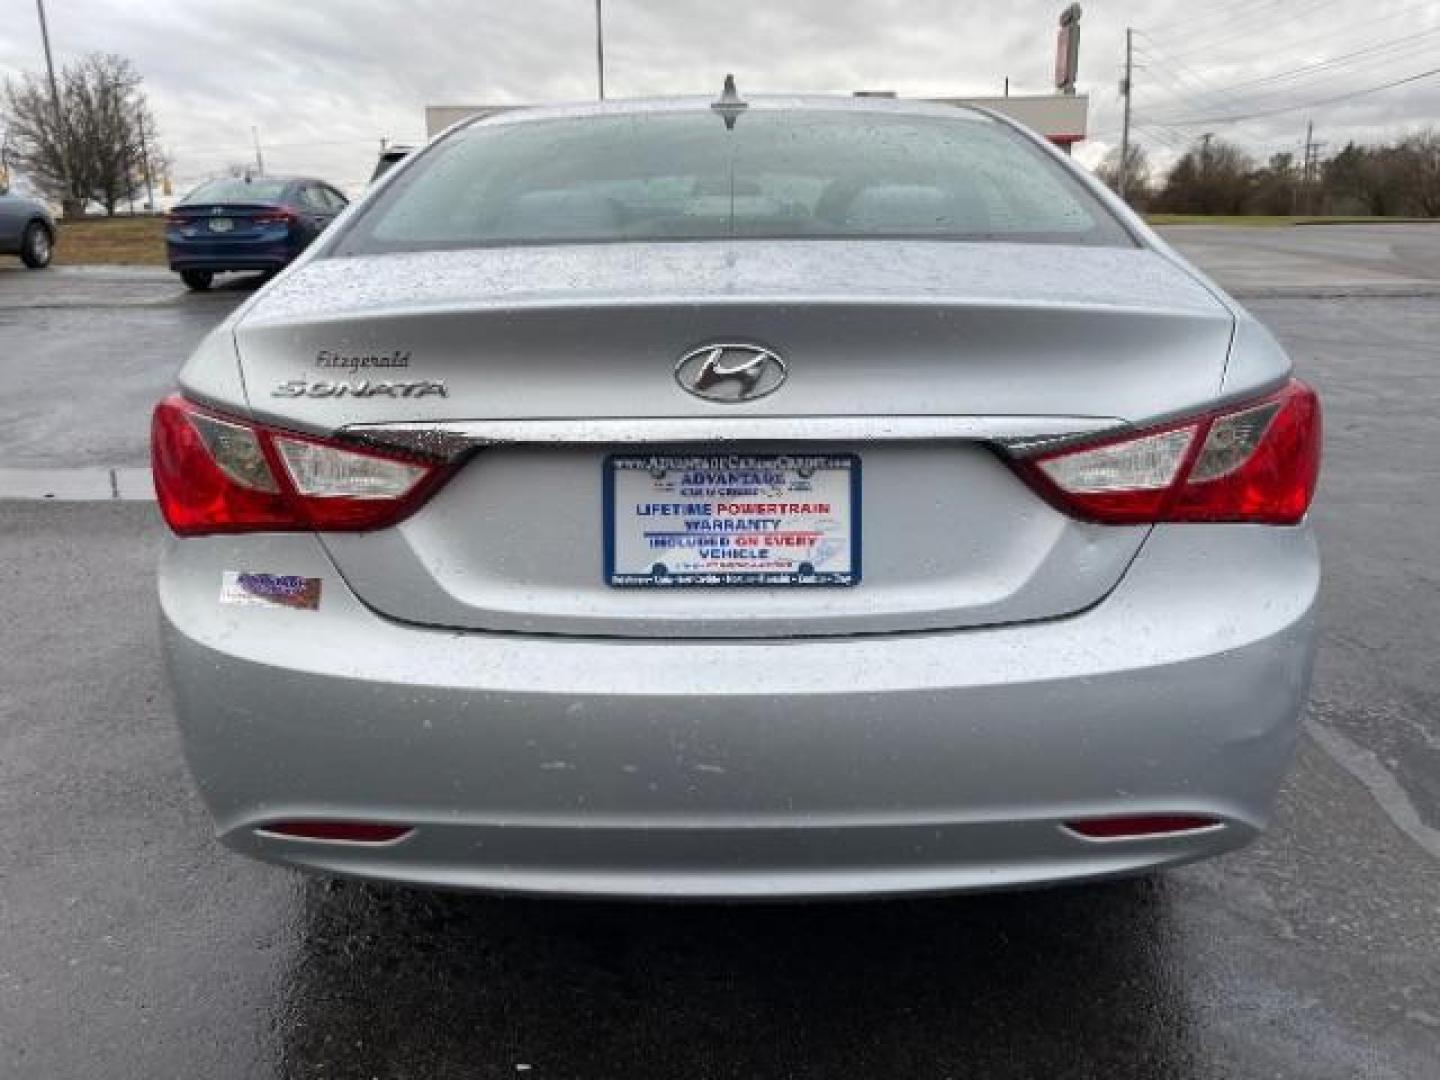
xmin=220 ymin=572 xmax=322 ymax=610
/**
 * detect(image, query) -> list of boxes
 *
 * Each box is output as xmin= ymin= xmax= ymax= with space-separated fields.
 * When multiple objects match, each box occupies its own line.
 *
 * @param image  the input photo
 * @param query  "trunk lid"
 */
xmin=231 ymin=241 xmax=1233 ymax=638
xmin=170 ymin=203 xmax=287 ymax=242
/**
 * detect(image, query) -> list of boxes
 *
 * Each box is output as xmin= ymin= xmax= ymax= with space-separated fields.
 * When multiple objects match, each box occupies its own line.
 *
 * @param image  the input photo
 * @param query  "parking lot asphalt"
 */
xmin=2 ymin=229 xmax=1439 ymax=1079
xmin=0 ymin=265 xmax=250 ymax=470
xmin=1162 ymin=222 xmax=1440 ymax=296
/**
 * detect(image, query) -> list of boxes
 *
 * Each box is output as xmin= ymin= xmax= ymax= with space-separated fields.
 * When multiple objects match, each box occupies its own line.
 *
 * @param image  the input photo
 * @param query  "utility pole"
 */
xmin=595 ymin=0 xmax=606 ymax=101
xmin=137 ymin=105 xmax=154 ymax=211
xmin=1299 ymin=122 xmax=1325 ymax=216
xmin=251 ymin=126 xmax=264 ymax=177
xmin=1302 ymin=120 xmax=1313 ymax=215
xmin=35 ymin=0 xmax=62 ymax=122
xmin=35 ymin=0 xmax=71 ymax=210
xmin=1119 ymin=27 xmax=1133 ymax=200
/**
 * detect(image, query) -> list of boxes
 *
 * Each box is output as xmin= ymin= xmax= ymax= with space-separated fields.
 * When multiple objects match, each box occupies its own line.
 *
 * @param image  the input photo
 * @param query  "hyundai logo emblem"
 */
xmin=675 ymin=343 xmax=787 ymax=403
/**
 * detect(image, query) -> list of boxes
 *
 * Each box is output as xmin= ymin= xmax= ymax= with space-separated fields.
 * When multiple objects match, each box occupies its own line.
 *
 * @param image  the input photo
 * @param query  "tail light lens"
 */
xmin=252 ymin=208 xmax=298 ymax=226
xmin=1010 ymin=379 xmax=1321 ymax=525
xmin=151 ymin=394 xmax=446 ymax=535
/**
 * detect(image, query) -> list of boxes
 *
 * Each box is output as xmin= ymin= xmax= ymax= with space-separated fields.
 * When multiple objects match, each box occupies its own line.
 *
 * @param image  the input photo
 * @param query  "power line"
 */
xmin=1209 ymin=26 xmax=1440 ymax=96
xmin=1139 ymin=26 xmax=1440 ymax=122
xmin=1135 ymin=48 xmax=1253 ymax=116
xmin=1135 ymin=20 xmax=1440 ymax=129
xmin=1132 ymin=49 xmax=1275 ymax=133
xmin=1154 ymin=0 xmax=1346 ymax=61
xmin=1152 ymin=65 xmax=1440 ymax=127
xmin=1141 ymin=0 xmax=1439 ymax=72
xmin=1136 ymin=117 xmax=1273 ymax=155
xmin=1132 ymin=59 xmax=1318 ymax=155
xmin=1156 ymin=0 xmax=1291 ymax=38
xmin=1134 ymin=34 xmax=1299 ymax=117
xmin=1133 ymin=123 xmax=1188 ymax=152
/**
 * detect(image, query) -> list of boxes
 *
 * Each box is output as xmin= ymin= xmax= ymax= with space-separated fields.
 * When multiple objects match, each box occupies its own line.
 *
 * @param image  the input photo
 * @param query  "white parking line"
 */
xmin=1306 ymin=717 xmax=1440 ymax=864
xmin=0 ymin=468 xmax=155 ymax=502
xmin=113 ymin=468 xmax=156 ymax=501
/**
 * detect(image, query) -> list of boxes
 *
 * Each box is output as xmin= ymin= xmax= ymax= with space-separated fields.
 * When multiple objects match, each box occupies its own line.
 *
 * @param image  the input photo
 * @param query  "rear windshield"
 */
xmin=183 ymin=178 xmax=290 ymax=204
xmin=335 ymin=109 xmax=1132 ymax=253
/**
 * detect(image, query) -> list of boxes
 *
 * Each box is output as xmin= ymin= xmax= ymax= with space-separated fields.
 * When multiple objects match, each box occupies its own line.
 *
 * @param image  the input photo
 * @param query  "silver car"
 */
xmin=0 ymin=189 xmax=56 ymax=268
xmin=154 ymin=95 xmax=1321 ymax=899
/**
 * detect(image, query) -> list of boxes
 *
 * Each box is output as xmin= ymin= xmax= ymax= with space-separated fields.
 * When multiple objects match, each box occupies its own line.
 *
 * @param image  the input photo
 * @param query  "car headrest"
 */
xmin=840 ymin=184 xmax=977 ymax=232
xmin=503 ymin=189 xmax=622 ymax=237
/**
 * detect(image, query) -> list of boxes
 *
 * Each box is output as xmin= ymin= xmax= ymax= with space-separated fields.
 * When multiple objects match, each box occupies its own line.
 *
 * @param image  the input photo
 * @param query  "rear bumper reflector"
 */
xmin=256 ymin=821 xmax=413 ymax=844
xmin=1064 ymin=815 xmax=1221 ymax=839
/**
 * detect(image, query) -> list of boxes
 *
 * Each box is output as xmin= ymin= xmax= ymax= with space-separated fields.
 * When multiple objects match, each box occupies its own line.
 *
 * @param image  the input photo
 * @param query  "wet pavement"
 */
xmin=0 ymin=266 xmax=252 ymax=469
xmin=1 ymin=232 xmax=1439 ymax=1078
xmin=1162 ymin=221 xmax=1440 ymax=296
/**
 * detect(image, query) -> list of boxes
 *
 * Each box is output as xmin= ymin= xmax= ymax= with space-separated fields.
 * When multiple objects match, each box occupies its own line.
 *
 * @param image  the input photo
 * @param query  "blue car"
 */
xmin=164 ymin=175 xmax=348 ymax=290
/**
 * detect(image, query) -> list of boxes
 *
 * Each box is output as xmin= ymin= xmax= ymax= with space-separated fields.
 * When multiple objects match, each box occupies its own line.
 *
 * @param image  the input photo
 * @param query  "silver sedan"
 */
xmin=154 ymin=94 xmax=1321 ymax=898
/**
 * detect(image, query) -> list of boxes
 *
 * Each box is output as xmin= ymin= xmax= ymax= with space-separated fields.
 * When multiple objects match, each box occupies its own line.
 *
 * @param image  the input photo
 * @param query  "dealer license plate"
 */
xmin=604 ymin=453 xmax=860 ymax=587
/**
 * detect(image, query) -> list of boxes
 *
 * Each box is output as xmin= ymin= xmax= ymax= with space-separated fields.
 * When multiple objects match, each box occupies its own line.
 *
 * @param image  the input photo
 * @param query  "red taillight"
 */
xmin=1009 ymin=379 xmax=1321 ymax=525
xmin=151 ymin=397 xmax=295 ymax=533
xmin=252 ymin=208 xmax=298 ymax=226
xmin=258 ymin=821 xmax=412 ymax=843
xmin=1066 ymin=815 xmax=1221 ymax=839
xmin=150 ymin=394 xmax=446 ymax=535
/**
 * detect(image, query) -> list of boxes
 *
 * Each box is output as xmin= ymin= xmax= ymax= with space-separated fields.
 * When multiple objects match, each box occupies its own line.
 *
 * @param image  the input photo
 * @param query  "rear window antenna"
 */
xmin=711 ymin=73 xmax=748 ymax=129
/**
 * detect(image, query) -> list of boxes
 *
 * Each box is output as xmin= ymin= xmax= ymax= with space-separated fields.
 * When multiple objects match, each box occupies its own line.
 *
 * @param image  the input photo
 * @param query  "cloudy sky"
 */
xmin=2 ymin=0 xmax=1438 ymax=194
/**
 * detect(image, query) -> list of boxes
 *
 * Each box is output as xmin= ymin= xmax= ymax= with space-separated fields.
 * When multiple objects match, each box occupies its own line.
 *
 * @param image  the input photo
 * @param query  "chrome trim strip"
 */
xmin=339 ymin=415 xmax=1124 ymax=460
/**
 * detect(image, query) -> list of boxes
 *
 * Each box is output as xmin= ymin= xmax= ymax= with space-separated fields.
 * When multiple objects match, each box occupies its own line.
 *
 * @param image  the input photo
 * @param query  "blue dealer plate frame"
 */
xmin=603 ymin=453 xmax=862 ymax=588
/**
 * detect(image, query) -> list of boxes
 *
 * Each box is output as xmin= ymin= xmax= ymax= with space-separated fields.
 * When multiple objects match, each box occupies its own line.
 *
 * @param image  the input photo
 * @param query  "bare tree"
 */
xmin=2 ymin=71 xmax=81 ymax=212
xmin=1154 ymin=137 xmax=1254 ymax=215
xmin=1250 ymin=152 xmax=1301 ymax=216
xmin=1324 ymin=142 xmax=1409 ymax=217
xmin=1095 ymin=143 xmax=1152 ymax=207
xmin=1 ymin=53 xmax=165 ymax=216
xmin=131 ymin=106 xmax=170 ymax=210
xmin=1397 ymin=130 xmax=1440 ymax=217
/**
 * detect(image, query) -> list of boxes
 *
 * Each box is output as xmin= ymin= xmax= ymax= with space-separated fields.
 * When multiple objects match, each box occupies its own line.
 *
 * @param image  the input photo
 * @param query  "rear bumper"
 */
xmin=160 ymin=524 xmax=1318 ymax=898
xmin=166 ymin=237 xmax=295 ymax=273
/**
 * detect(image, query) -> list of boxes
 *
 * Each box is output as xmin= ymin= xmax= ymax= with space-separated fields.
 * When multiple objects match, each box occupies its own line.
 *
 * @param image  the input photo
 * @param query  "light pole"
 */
xmin=35 ymin=0 xmax=62 ymax=120
xmin=595 ymin=0 xmax=606 ymax=100
xmin=1119 ymin=27 xmax=1133 ymax=200
xmin=137 ymin=105 xmax=155 ymax=211
xmin=35 ymin=0 xmax=72 ymax=210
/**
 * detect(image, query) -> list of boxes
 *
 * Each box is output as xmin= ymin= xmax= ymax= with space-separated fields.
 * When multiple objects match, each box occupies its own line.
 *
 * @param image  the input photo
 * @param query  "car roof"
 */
xmin=184 ymin=176 xmax=346 ymax=205
xmin=458 ymin=94 xmax=997 ymax=134
xmin=198 ymin=175 xmax=336 ymax=187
